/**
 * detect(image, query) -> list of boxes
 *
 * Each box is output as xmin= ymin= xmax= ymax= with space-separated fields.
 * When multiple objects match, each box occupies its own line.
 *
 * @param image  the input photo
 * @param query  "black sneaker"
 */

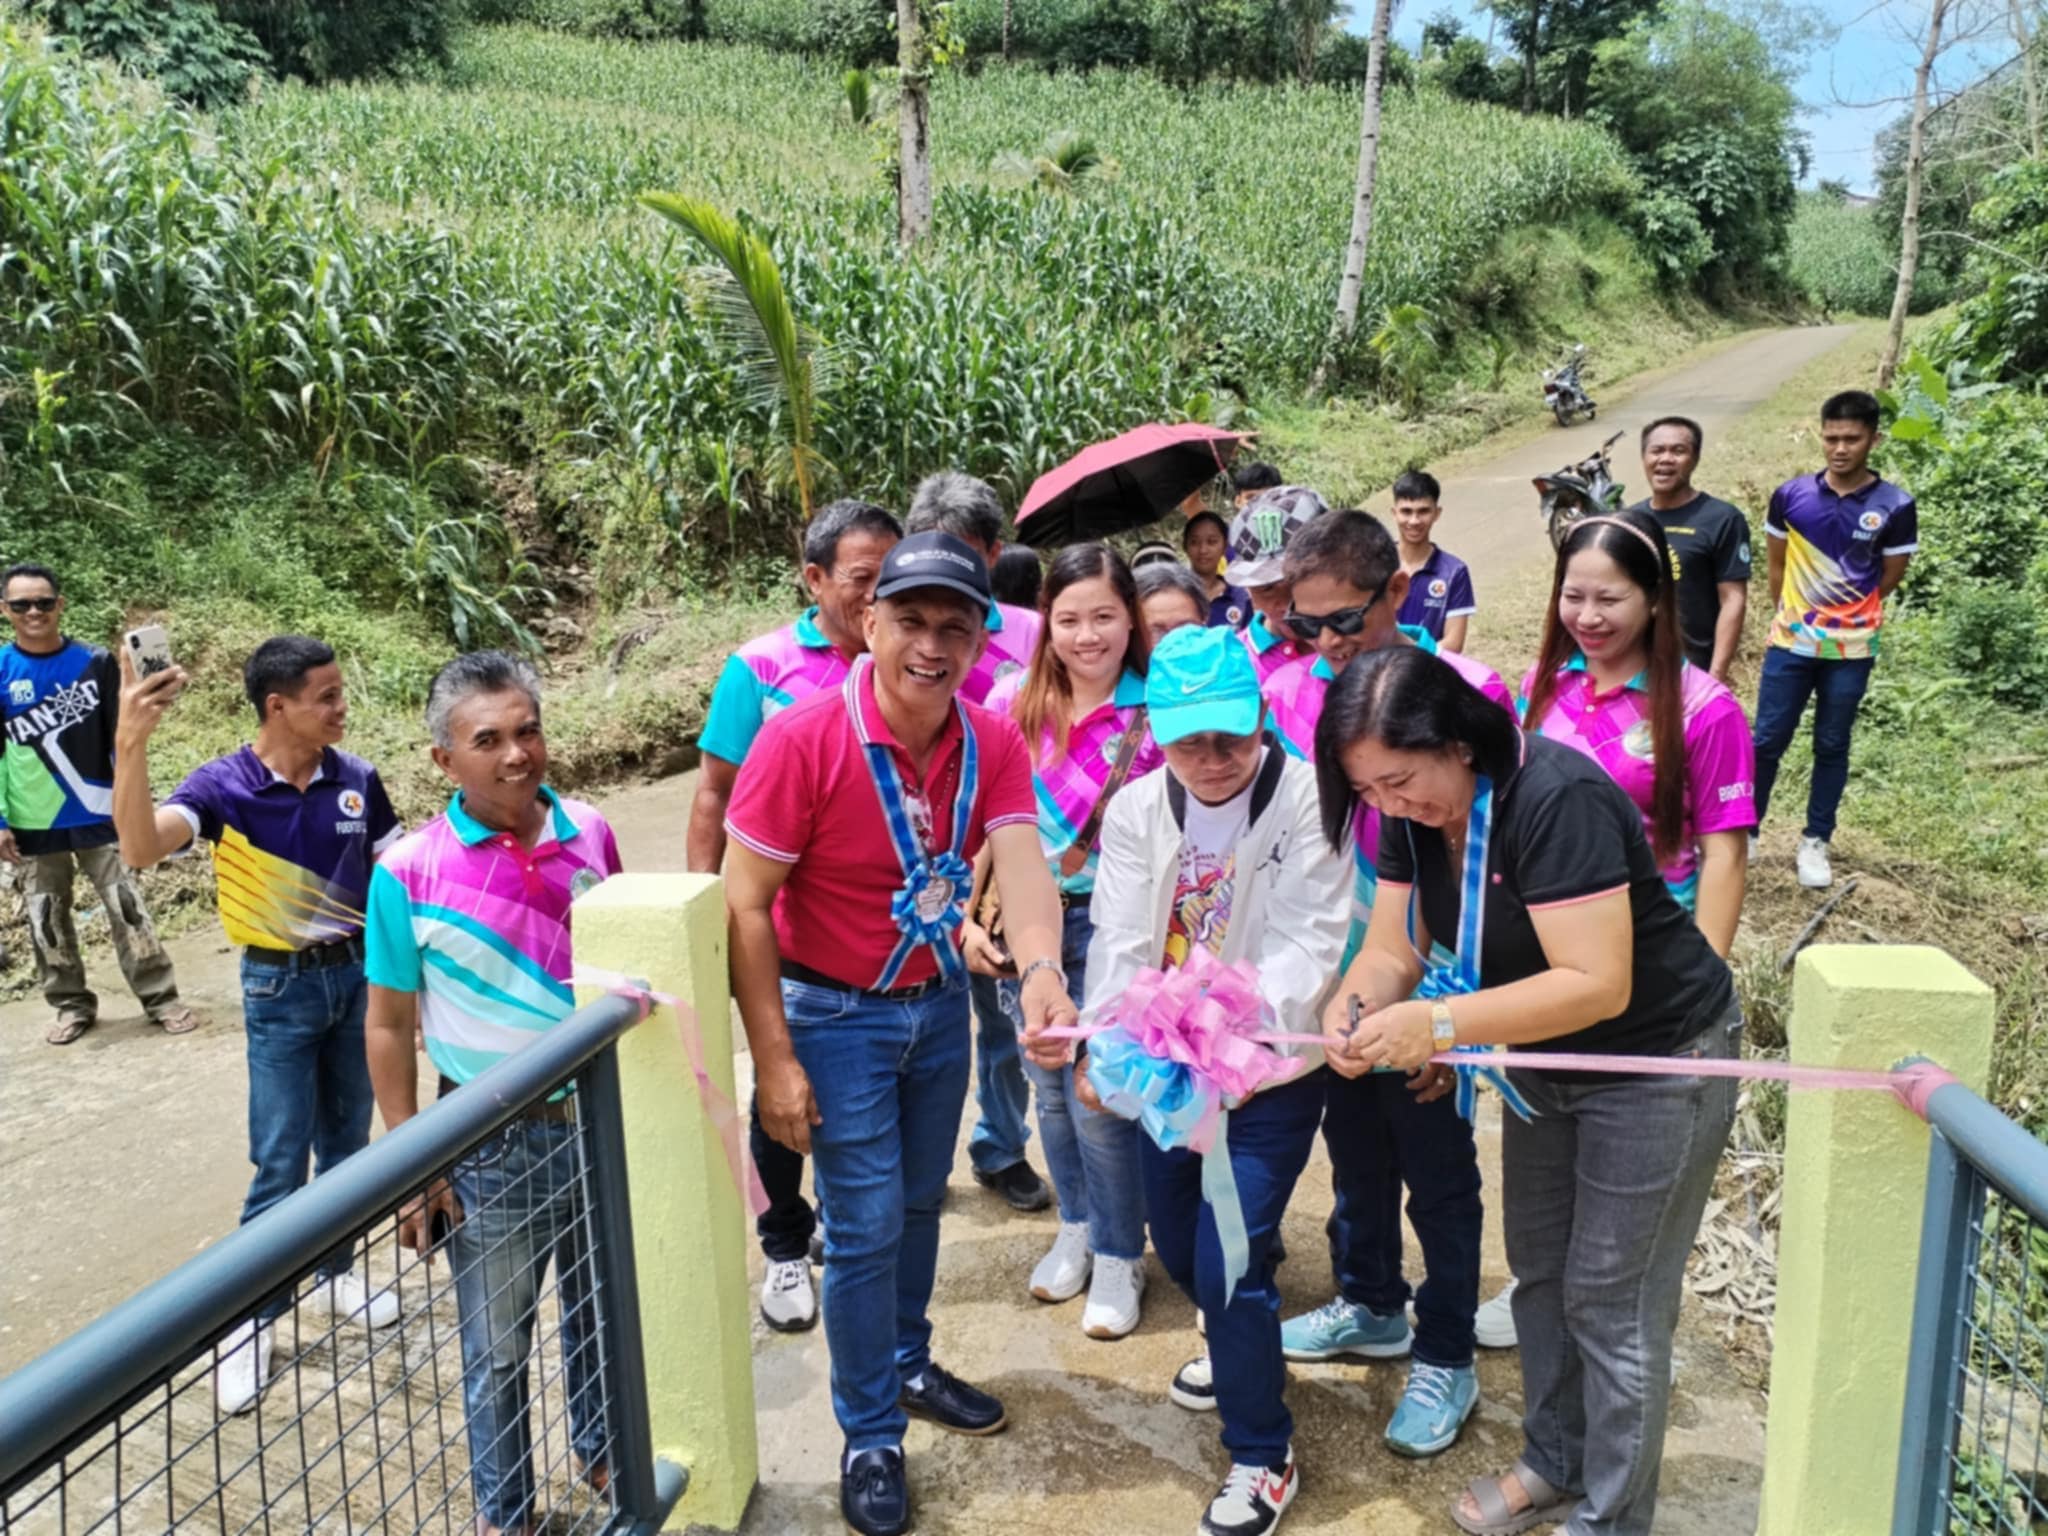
xmin=899 ymin=1361 xmax=1007 ymax=1435
xmin=1201 ymin=1448 xmax=1298 ymax=1536
xmin=973 ymin=1160 xmax=1052 ymax=1212
xmin=841 ymin=1447 xmax=910 ymax=1536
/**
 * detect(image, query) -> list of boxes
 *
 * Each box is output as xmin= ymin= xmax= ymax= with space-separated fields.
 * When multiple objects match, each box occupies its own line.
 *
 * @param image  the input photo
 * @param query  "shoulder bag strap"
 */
xmin=1058 ymin=705 xmax=1149 ymax=880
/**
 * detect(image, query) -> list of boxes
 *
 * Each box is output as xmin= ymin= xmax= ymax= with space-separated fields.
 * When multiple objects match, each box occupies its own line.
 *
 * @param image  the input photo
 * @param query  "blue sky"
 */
xmin=1371 ymin=0 xmax=2024 ymax=193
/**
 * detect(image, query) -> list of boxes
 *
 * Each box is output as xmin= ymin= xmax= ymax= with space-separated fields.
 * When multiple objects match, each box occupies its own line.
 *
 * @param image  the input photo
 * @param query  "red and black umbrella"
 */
xmin=1015 ymin=423 xmax=1248 ymax=549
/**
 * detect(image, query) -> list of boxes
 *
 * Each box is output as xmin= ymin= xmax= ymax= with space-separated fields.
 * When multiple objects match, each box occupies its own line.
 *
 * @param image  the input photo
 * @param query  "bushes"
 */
xmin=29 ymin=0 xmax=264 ymax=106
xmin=1937 ymin=586 xmax=2048 ymax=711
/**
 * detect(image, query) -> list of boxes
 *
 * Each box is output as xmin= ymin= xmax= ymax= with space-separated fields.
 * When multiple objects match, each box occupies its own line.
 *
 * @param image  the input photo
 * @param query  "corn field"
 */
xmin=0 ymin=19 xmax=1636 ymax=550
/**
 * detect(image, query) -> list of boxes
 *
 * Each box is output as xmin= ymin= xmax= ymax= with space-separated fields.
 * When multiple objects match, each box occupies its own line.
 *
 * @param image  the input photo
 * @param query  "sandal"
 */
xmin=153 ymin=1006 xmax=201 ymax=1035
xmin=1451 ymin=1460 xmax=1581 ymax=1536
xmin=45 ymin=1016 xmax=93 ymax=1046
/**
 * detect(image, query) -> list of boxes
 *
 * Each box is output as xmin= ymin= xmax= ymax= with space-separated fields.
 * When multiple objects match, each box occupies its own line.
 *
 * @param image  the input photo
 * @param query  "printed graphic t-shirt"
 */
xmin=0 ymin=639 xmax=120 ymax=854
xmin=1765 ymin=472 xmax=1918 ymax=660
xmin=1164 ymin=755 xmax=1260 ymax=968
xmin=1626 ymin=493 xmax=1752 ymax=670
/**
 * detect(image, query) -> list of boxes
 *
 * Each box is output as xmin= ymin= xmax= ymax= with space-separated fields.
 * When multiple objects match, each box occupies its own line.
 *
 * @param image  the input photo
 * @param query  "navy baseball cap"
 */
xmin=873 ymin=531 xmax=993 ymax=611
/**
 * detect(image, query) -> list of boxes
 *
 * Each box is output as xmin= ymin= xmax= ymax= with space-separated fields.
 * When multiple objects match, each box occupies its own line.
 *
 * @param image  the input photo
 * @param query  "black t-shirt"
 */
xmin=1627 ymin=492 xmax=1751 ymax=670
xmin=1377 ymin=734 xmax=1736 ymax=1061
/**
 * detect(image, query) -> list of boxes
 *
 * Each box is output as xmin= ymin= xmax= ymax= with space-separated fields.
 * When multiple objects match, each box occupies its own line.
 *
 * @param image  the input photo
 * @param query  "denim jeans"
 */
xmin=239 ymin=951 xmax=376 ymax=1320
xmin=1141 ymin=1072 xmax=1324 ymax=1468
xmin=783 ymin=974 xmax=973 ymax=1452
xmin=1322 ymin=1065 xmax=1483 ymax=1366
xmin=967 ymin=970 xmax=1033 ymax=1176
xmin=1752 ymin=647 xmax=1875 ymax=842
xmin=449 ymin=1118 xmax=607 ymax=1531
xmin=749 ymin=1090 xmax=816 ymax=1263
xmin=1003 ymin=905 xmax=1146 ymax=1261
xmin=1503 ymin=1009 xmax=1741 ymax=1536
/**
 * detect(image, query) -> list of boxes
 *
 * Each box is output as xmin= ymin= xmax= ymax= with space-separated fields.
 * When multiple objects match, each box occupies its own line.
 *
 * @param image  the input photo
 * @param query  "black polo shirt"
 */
xmin=1627 ymin=492 xmax=1751 ymax=670
xmin=1377 ymin=733 xmax=1735 ymax=1060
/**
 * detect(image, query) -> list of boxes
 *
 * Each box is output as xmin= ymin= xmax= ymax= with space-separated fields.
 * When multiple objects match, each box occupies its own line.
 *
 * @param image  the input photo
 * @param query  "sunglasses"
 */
xmin=1283 ymin=578 xmax=1388 ymax=641
xmin=6 ymin=598 xmax=57 ymax=614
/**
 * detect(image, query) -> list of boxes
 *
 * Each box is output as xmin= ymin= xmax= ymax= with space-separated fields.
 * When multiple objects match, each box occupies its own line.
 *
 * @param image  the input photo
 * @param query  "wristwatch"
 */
xmin=1018 ymin=958 xmax=1067 ymax=992
xmin=1429 ymin=1001 xmax=1458 ymax=1051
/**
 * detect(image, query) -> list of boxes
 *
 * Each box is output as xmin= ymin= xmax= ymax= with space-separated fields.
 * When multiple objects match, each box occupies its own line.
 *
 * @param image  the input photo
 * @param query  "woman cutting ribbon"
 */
xmin=1313 ymin=646 xmax=1741 ymax=1536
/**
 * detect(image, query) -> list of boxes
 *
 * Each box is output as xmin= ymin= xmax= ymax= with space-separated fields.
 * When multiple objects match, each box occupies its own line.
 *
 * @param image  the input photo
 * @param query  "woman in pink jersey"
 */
xmin=966 ymin=543 xmax=1162 ymax=1341
xmin=1519 ymin=508 xmax=1754 ymax=957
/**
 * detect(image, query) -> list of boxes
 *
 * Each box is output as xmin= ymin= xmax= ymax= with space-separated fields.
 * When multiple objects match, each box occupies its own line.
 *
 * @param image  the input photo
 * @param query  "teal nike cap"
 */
xmin=1146 ymin=625 xmax=1264 ymax=745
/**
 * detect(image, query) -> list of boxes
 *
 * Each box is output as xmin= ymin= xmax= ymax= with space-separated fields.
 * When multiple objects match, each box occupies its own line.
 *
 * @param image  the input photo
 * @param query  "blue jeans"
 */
xmin=968 ymin=970 xmax=1033 ymax=1176
xmin=1003 ymin=906 xmax=1146 ymax=1261
xmin=1141 ymin=1072 xmax=1324 ymax=1468
xmin=239 ymin=952 xmax=376 ymax=1321
xmin=1322 ymin=1065 xmax=1482 ymax=1367
xmin=1752 ymin=647 xmax=1875 ymax=842
xmin=783 ymin=974 xmax=973 ymax=1452
xmin=449 ymin=1118 xmax=607 ymax=1530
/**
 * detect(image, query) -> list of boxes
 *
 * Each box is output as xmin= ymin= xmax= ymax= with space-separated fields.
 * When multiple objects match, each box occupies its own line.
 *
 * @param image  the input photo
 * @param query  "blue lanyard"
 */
xmin=1409 ymin=776 xmax=1535 ymax=1124
xmin=845 ymin=658 xmax=978 ymax=989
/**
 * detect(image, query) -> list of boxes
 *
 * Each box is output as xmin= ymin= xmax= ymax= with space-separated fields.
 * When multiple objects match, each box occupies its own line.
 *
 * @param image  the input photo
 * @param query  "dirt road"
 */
xmin=0 ymin=324 xmax=1861 ymax=1530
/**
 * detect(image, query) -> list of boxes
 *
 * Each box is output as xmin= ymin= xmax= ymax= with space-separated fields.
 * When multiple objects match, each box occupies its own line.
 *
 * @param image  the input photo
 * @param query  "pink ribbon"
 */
xmin=576 ymin=966 xmax=770 ymax=1217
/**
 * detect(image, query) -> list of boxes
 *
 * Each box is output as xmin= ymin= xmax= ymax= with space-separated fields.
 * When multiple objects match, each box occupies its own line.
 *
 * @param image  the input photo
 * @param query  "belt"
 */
xmin=780 ymin=959 xmax=951 ymax=1002
xmin=438 ymin=1075 xmax=578 ymax=1125
xmin=243 ymin=935 xmax=364 ymax=970
xmin=1061 ymin=892 xmax=1091 ymax=913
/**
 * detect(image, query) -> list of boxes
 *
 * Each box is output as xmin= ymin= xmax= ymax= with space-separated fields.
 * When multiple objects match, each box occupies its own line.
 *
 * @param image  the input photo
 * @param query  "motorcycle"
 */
xmin=1534 ymin=430 xmax=1626 ymax=551
xmin=1542 ymin=344 xmax=1596 ymax=427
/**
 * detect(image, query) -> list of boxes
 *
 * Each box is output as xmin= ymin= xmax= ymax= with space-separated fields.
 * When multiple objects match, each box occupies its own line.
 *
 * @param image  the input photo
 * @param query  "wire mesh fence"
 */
xmin=0 ymin=1002 xmax=672 ymax=1536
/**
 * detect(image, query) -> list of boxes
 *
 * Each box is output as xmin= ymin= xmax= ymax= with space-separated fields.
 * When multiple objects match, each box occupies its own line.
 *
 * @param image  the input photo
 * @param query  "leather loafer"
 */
xmin=841 ymin=1447 xmax=910 ymax=1536
xmin=900 ymin=1362 xmax=1007 ymax=1435
xmin=972 ymin=1160 xmax=1052 ymax=1212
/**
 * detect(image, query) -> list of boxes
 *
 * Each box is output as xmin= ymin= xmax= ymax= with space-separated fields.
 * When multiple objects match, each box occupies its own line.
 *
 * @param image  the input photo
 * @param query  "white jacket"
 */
xmin=1081 ymin=740 xmax=1350 ymax=1083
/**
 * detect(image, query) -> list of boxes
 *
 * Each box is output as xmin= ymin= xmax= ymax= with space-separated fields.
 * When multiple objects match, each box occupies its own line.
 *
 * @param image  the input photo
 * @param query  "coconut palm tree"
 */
xmin=991 ymin=130 xmax=1121 ymax=194
xmin=638 ymin=192 xmax=824 ymax=517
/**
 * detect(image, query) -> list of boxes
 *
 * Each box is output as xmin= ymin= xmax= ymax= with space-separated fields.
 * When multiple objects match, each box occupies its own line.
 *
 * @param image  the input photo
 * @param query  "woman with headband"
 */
xmin=1518 ymin=508 xmax=1755 ymax=955
xmin=1312 ymin=645 xmax=1741 ymax=1536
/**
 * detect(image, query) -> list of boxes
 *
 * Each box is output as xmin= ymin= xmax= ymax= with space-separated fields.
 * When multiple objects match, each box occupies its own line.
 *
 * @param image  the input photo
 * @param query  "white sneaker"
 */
xmin=1030 ymin=1221 xmax=1092 ymax=1302
xmin=759 ymin=1258 xmax=817 ymax=1332
xmin=1796 ymin=836 xmax=1833 ymax=889
xmin=1200 ymin=1446 xmax=1297 ymax=1535
xmin=1474 ymin=1278 xmax=1519 ymax=1349
xmin=1082 ymin=1255 xmax=1146 ymax=1339
xmin=1170 ymin=1354 xmax=1216 ymax=1411
xmin=214 ymin=1319 xmax=275 ymax=1416
xmin=326 ymin=1272 xmax=401 ymax=1329
xmin=1747 ymin=831 xmax=1759 ymax=859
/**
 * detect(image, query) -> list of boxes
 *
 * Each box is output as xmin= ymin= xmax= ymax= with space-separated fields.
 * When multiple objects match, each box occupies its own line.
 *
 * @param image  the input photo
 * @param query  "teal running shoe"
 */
xmin=1278 ymin=1297 xmax=1413 ymax=1362
xmin=1384 ymin=1361 xmax=1478 ymax=1457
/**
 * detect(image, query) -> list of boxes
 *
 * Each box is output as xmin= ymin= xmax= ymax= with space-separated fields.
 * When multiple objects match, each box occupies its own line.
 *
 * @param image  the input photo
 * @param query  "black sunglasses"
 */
xmin=1283 ymin=578 xmax=1389 ymax=642
xmin=6 ymin=598 xmax=57 ymax=614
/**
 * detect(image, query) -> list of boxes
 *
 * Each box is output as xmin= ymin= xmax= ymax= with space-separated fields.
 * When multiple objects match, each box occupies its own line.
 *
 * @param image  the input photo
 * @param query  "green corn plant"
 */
xmin=843 ymin=66 xmax=874 ymax=127
xmin=637 ymin=191 xmax=825 ymax=518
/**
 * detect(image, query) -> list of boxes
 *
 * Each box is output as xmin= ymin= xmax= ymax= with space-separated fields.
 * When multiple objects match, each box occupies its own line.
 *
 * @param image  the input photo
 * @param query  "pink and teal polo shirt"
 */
xmin=698 ymin=607 xmax=854 ymax=767
xmin=364 ymin=786 xmax=622 ymax=1087
xmin=1240 ymin=610 xmax=1305 ymax=686
xmin=1520 ymin=655 xmax=1756 ymax=905
xmin=984 ymin=668 xmax=1163 ymax=895
xmin=961 ymin=601 xmax=1043 ymax=706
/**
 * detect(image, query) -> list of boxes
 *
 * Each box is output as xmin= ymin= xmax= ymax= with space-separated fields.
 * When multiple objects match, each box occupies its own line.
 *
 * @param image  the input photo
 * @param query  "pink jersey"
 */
xmin=1521 ymin=657 xmax=1756 ymax=890
xmin=1241 ymin=610 xmax=1307 ymax=687
xmin=984 ymin=667 xmax=1163 ymax=894
xmin=961 ymin=601 xmax=1043 ymax=706
xmin=696 ymin=607 xmax=854 ymax=767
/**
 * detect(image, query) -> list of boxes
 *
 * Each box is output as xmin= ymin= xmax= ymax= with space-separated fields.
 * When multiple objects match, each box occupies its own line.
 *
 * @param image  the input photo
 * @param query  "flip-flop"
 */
xmin=45 ymin=1016 xmax=93 ymax=1046
xmin=153 ymin=1006 xmax=201 ymax=1035
xmin=1451 ymin=1460 xmax=1582 ymax=1536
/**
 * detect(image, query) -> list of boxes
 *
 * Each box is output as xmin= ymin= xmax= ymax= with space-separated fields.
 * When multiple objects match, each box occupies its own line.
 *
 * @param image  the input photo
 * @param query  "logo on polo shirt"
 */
xmin=1428 ymin=578 xmax=1448 ymax=601
xmin=338 ymin=789 xmax=366 ymax=818
xmin=571 ymin=867 xmax=603 ymax=898
xmin=1101 ymin=731 xmax=1126 ymax=764
xmin=1719 ymin=780 xmax=1752 ymax=803
xmin=1623 ymin=721 xmax=1655 ymax=760
xmin=993 ymin=659 xmax=1024 ymax=685
xmin=1856 ymin=510 xmax=1884 ymax=537
xmin=7 ymin=680 xmax=31 ymax=706
xmin=1226 ymin=605 xmax=1244 ymax=625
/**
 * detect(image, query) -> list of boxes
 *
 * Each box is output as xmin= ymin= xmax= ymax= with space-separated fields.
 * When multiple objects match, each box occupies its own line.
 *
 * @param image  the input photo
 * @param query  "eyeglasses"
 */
xmin=1283 ymin=579 xmax=1388 ymax=641
xmin=5 ymin=598 xmax=57 ymax=614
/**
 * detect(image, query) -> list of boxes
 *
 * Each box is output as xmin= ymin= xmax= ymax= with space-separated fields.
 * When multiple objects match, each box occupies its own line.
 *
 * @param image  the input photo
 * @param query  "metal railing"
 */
xmin=0 ymin=991 xmax=685 ymax=1535
xmin=1896 ymin=1079 xmax=2048 ymax=1536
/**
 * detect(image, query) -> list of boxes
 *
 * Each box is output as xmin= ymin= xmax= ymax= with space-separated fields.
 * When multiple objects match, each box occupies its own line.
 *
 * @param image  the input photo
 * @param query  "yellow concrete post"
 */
xmin=574 ymin=872 xmax=757 ymax=1532
xmin=1756 ymin=943 xmax=1993 ymax=1536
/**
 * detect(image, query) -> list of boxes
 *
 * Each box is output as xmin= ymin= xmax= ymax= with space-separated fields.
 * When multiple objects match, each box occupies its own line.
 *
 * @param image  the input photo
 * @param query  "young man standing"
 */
xmin=1260 ymin=511 xmax=1514 ymax=1461
xmin=112 ymin=634 xmax=404 ymax=1414
xmin=1388 ymin=471 xmax=1477 ymax=653
xmin=1754 ymin=390 xmax=1917 ymax=889
xmin=1228 ymin=486 xmax=1326 ymax=687
xmin=0 ymin=564 xmax=193 ymax=1044
xmin=364 ymin=651 xmax=622 ymax=1536
xmin=688 ymin=498 xmax=904 ymax=1332
xmin=724 ymin=531 xmax=1078 ymax=1536
xmin=1232 ymin=461 xmax=1284 ymax=510
xmin=1626 ymin=416 xmax=1752 ymax=682
xmin=904 ymin=471 xmax=1051 ymax=1215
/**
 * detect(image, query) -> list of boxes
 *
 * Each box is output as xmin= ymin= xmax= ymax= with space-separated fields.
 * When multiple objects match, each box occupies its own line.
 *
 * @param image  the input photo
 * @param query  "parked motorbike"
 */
xmin=1542 ymin=344 xmax=1596 ymax=427
xmin=1535 ymin=430 xmax=1626 ymax=551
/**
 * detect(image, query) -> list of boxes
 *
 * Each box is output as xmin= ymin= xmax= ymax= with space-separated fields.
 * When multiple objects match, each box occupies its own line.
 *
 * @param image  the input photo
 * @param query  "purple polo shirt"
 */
xmin=1395 ymin=546 xmax=1477 ymax=643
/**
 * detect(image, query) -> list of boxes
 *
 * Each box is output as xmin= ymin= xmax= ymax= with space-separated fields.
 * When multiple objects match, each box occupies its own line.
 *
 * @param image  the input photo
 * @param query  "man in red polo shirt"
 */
xmin=724 ymin=531 xmax=1076 ymax=1536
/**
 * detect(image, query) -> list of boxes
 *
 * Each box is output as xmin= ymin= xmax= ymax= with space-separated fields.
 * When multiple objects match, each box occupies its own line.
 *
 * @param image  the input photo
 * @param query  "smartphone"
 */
xmin=125 ymin=625 xmax=173 ymax=680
